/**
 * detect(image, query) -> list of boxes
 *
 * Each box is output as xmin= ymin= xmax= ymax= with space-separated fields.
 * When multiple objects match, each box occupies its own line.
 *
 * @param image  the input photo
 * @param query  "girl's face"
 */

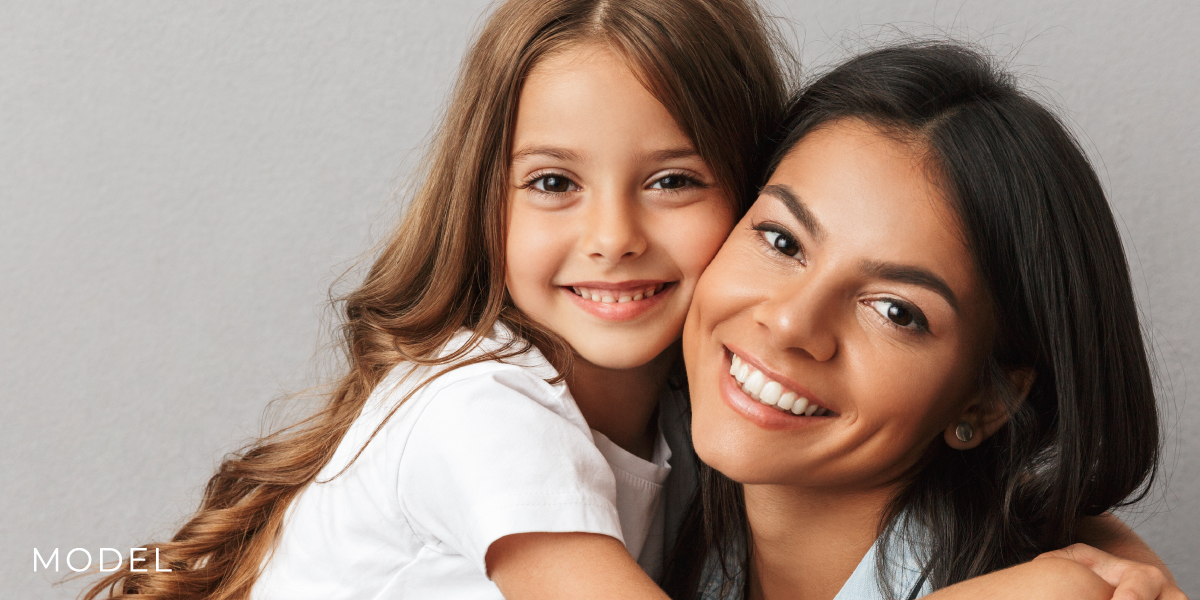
xmin=685 ymin=119 xmax=997 ymax=490
xmin=506 ymin=45 xmax=734 ymax=370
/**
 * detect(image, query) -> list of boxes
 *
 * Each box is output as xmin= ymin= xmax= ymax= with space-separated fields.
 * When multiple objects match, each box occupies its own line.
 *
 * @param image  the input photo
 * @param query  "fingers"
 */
xmin=1039 ymin=543 xmax=1187 ymax=600
xmin=1110 ymin=563 xmax=1166 ymax=600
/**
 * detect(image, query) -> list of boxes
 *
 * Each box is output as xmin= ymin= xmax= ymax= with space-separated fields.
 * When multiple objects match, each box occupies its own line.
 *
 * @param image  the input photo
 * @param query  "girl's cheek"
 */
xmin=675 ymin=201 xmax=738 ymax=277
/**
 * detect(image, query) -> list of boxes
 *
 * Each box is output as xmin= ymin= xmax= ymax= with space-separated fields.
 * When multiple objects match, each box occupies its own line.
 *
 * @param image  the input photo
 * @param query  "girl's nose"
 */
xmin=751 ymin=275 xmax=838 ymax=362
xmin=581 ymin=188 xmax=648 ymax=263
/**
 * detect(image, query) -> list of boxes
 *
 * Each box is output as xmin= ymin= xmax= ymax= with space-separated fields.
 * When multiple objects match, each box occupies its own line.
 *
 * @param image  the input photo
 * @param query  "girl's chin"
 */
xmin=569 ymin=335 xmax=678 ymax=372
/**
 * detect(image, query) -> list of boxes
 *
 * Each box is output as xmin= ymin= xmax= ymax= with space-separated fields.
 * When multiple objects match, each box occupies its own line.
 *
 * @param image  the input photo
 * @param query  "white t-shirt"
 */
xmin=251 ymin=326 xmax=674 ymax=599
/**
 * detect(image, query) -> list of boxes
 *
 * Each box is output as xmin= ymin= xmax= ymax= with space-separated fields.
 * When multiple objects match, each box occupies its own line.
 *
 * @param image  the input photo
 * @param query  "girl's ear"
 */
xmin=944 ymin=367 xmax=1036 ymax=450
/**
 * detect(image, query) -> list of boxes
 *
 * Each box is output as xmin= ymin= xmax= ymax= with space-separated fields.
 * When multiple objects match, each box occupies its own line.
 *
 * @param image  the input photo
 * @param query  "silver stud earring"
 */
xmin=955 ymin=422 xmax=974 ymax=443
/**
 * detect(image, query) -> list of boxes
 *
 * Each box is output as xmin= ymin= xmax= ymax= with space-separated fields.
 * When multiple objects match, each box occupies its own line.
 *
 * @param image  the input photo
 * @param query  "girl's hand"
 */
xmin=1036 ymin=544 xmax=1187 ymax=600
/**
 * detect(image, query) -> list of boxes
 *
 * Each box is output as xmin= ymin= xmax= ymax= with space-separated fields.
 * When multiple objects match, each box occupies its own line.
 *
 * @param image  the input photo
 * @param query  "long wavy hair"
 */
xmin=663 ymin=41 xmax=1160 ymax=599
xmin=82 ymin=1 xmax=789 ymax=598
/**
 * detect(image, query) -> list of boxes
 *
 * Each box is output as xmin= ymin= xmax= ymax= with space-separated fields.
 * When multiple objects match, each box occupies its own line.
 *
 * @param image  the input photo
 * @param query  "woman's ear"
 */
xmin=944 ymin=367 xmax=1036 ymax=450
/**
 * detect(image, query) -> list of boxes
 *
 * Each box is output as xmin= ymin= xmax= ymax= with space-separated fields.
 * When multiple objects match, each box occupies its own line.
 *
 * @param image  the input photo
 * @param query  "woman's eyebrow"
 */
xmin=644 ymin=147 xmax=702 ymax=162
xmin=861 ymin=259 xmax=960 ymax=312
xmin=511 ymin=145 xmax=584 ymax=163
xmin=760 ymin=184 xmax=826 ymax=242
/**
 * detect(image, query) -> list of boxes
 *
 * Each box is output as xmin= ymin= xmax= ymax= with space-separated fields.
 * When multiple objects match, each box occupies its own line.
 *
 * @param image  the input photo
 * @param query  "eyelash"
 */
xmin=519 ymin=171 xmax=579 ymax=195
xmin=518 ymin=171 xmax=706 ymax=195
xmin=751 ymin=221 xmax=806 ymax=265
xmin=865 ymin=297 xmax=930 ymax=335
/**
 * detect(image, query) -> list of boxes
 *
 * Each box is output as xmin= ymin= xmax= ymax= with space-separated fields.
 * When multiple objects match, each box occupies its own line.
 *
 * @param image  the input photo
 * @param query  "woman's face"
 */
xmin=685 ymin=119 xmax=997 ymax=490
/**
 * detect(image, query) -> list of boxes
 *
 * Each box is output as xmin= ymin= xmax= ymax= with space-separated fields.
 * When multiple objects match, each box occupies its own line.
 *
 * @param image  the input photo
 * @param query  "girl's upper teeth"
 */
xmin=572 ymin=284 xmax=662 ymax=304
xmin=729 ymin=353 xmax=829 ymax=416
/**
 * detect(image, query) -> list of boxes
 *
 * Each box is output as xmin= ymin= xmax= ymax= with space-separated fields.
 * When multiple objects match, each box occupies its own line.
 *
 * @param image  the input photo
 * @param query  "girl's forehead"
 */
xmin=512 ymin=46 xmax=698 ymax=162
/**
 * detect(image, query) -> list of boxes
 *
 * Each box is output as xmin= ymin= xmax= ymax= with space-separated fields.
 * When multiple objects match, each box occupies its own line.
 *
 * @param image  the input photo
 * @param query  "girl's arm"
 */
xmin=1079 ymin=513 xmax=1178 ymax=585
xmin=487 ymin=532 xmax=670 ymax=600
xmin=924 ymin=545 xmax=1186 ymax=600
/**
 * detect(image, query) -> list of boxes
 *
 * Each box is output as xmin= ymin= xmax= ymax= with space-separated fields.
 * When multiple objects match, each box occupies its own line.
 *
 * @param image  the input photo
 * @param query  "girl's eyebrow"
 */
xmin=860 ymin=259 xmax=960 ymax=312
xmin=511 ymin=145 xmax=584 ymax=163
xmin=760 ymin=183 xmax=827 ymax=242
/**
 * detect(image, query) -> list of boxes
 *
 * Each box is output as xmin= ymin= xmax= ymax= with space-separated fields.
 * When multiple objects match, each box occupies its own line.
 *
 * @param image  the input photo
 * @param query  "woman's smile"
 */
xmin=720 ymin=346 xmax=838 ymax=431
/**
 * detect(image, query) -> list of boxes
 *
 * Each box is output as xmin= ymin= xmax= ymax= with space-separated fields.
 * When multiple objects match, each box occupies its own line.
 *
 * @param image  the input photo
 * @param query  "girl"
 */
xmin=670 ymin=42 xmax=1181 ymax=599
xmin=83 ymin=0 xmax=788 ymax=599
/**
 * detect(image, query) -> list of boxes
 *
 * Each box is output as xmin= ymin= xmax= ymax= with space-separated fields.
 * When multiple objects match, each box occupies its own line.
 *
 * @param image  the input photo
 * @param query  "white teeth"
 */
xmin=777 ymin=392 xmax=795 ymax=411
xmin=571 ymin=284 xmax=664 ymax=303
xmin=743 ymin=370 xmax=765 ymax=397
xmin=729 ymin=353 xmax=831 ymax=418
xmin=759 ymin=382 xmax=782 ymax=406
xmin=790 ymin=395 xmax=807 ymax=415
xmin=734 ymin=363 xmax=751 ymax=383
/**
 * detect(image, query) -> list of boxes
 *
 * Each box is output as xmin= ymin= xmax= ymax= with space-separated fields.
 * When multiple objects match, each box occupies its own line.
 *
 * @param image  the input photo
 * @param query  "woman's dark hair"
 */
xmin=663 ymin=41 xmax=1160 ymax=598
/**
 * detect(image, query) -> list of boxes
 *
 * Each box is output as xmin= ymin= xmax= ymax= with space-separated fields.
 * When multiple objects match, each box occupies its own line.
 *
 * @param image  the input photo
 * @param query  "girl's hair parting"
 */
xmin=82 ymin=1 xmax=790 ymax=598
xmin=663 ymin=41 xmax=1160 ymax=599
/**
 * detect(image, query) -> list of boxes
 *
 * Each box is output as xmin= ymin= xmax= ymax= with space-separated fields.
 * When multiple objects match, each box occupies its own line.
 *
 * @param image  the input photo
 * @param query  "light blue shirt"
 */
xmin=697 ymin=534 xmax=931 ymax=600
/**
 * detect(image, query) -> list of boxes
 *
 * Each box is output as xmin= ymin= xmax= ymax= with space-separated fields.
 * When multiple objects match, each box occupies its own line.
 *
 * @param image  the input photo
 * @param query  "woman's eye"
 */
xmin=762 ymin=229 xmax=801 ymax=257
xmin=530 ymin=174 xmax=578 ymax=193
xmin=868 ymin=299 xmax=926 ymax=331
xmin=650 ymin=174 xmax=691 ymax=190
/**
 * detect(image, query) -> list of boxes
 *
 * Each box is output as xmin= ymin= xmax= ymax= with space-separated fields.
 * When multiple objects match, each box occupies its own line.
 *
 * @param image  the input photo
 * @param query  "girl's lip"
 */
xmin=562 ymin=279 xmax=669 ymax=292
xmin=561 ymin=281 xmax=676 ymax=322
xmin=718 ymin=346 xmax=835 ymax=430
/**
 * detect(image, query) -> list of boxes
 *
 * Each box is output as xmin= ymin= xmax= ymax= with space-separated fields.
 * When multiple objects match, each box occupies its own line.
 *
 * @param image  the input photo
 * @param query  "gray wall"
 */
xmin=2 ymin=0 xmax=1195 ymax=596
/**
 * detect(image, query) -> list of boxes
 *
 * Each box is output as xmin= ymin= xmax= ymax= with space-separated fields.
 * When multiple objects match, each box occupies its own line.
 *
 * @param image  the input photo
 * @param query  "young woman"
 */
xmin=669 ymin=42 xmax=1181 ymax=600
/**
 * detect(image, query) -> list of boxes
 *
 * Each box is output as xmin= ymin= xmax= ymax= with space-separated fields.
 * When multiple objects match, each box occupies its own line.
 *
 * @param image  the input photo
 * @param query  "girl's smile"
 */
xmin=561 ymin=280 xmax=674 ymax=322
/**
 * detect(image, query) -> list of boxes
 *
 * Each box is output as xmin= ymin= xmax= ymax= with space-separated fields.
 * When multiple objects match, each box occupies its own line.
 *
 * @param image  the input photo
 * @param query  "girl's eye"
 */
xmin=868 ymin=299 xmax=928 ymax=332
xmin=762 ymin=229 xmax=801 ymax=257
xmin=529 ymin=174 xmax=578 ymax=193
xmin=649 ymin=174 xmax=692 ymax=190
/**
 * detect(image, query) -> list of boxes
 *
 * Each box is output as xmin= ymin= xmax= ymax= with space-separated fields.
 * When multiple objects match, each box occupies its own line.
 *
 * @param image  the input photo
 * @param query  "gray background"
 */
xmin=2 ymin=0 xmax=1196 ymax=596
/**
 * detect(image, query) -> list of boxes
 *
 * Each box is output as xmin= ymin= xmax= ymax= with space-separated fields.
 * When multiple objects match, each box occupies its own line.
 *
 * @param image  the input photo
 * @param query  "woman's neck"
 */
xmin=566 ymin=342 xmax=680 ymax=461
xmin=744 ymin=484 xmax=895 ymax=600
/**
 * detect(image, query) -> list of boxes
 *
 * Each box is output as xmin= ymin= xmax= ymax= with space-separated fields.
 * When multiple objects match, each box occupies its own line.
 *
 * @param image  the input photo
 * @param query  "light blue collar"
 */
xmin=697 ymin=532 xmax=930 ymax=600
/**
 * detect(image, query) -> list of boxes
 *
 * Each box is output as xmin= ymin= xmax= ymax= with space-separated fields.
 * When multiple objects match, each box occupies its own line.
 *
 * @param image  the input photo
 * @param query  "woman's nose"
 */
xmin=751 ymin=275 xmax=838 ymax=362
xmin=580 ymin=187 xmax=648 ymax=263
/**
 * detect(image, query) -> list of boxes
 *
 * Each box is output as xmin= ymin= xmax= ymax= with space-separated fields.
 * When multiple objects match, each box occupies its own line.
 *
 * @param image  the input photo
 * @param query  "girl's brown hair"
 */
xmin=83 ymin=0 xmax=789 ymax=598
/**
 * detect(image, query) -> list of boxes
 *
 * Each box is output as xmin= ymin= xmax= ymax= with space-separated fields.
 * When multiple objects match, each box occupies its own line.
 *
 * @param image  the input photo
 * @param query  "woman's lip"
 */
xmin=719 ymin=347 xmax=835 ymax=430
xmin=562 ymin=281 xmax=675 ymax=322
xmin=720 ymin=363 xmax=830 ymax=431
xmin=723 ymin=345 xmax=831 ymax=412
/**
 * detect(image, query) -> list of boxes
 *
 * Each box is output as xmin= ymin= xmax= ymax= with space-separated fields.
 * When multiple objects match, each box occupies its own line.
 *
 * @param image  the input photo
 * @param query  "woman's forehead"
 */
xmin=758 ymin=120 xmax=986 ymax=308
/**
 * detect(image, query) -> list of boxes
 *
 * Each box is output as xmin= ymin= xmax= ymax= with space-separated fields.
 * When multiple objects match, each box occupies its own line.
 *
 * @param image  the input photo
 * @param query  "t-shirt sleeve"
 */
xmin=396 ymin=367 xmax=623 ymax=575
